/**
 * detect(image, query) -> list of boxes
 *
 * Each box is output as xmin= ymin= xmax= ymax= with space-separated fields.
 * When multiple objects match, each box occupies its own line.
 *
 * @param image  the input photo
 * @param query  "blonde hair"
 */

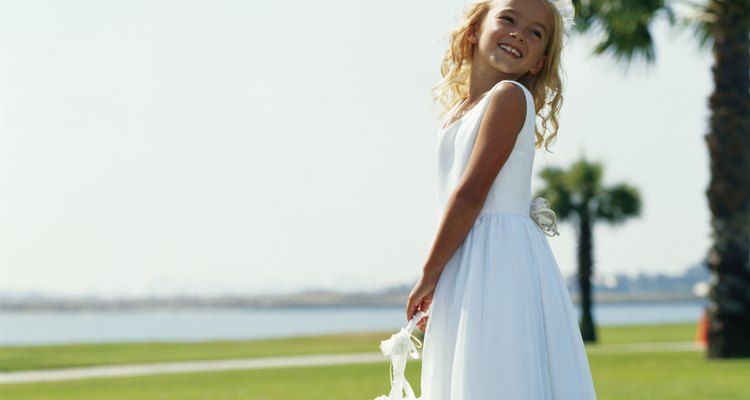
xmin=432 ymin=0 xmax=566 ymax=153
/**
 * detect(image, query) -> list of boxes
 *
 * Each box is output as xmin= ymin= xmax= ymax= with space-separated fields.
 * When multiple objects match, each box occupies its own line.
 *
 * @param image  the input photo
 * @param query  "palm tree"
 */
xmin=570 ymin=0 xmax=750 ymax=359
xmin=535 ymin=157 xmax=642 ymax=343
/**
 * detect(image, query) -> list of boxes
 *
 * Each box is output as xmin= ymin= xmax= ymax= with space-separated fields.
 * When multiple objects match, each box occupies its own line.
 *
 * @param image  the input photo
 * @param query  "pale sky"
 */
xmin=0 ymin=1 xmax=712 ymax=298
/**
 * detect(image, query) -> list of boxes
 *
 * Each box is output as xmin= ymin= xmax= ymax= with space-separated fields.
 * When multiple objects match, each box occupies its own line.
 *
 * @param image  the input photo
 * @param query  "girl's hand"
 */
xmin=416 ymin=315 xmax=429 ymax=333
xmin=406 ymin=272 xmax=440 ymax=331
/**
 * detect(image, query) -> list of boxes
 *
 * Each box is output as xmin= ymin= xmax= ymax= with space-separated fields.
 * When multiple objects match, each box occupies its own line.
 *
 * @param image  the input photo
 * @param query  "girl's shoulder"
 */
xmin=477 ymin=81 xmax=530 ymax=140
xmin=485 ymin=80 xmax=531 ymax=117
xmin=490 ymin=80 xmax=532 ymax=104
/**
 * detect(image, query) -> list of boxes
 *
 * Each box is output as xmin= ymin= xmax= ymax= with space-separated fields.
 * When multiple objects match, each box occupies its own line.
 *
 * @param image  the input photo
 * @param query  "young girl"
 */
xmin=405 ymin=0 xmax=597 ymax=398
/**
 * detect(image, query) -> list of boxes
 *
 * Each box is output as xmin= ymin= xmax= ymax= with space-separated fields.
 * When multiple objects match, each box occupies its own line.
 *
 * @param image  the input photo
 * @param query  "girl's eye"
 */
xmin=499 ymin=15 xmax=541 ymax=38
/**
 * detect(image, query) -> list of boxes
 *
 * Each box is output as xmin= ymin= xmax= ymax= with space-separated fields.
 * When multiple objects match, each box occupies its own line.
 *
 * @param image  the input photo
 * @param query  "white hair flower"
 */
xmin=549 ymin=0 xmax=576 ymax=33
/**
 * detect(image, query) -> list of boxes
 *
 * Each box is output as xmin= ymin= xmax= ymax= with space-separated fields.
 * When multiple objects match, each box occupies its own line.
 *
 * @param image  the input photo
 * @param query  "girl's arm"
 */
xmin=407 ymin=82 xmax=526 ymax=320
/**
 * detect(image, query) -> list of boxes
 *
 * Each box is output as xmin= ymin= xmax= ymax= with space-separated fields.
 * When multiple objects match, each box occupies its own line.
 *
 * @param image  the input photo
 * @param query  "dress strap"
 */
xmin=441 ymin=99 xmax=468 ymax=130
xmin=442 ymin=80 xmax=531 ymax=130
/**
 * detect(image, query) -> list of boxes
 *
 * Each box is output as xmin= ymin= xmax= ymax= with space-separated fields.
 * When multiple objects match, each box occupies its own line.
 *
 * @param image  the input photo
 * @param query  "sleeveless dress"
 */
xmin=419 ymin=79 xmax=597 ymax=399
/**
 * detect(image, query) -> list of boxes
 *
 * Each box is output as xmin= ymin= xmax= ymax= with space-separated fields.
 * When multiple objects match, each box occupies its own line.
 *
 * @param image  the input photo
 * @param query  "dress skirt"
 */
xmin=419 ymin=211 xmax=598 ymax=400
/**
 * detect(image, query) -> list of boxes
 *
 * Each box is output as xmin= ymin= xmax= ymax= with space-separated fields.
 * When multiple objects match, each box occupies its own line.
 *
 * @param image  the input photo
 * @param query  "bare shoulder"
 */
xmin=480 ymin=81 xmax=527 ymax=137
xmin=454 ymin=81 xmax=527 ymax=199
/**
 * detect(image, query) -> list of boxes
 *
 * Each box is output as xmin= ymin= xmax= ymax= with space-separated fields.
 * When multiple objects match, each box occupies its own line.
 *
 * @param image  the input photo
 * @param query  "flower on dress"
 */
xmin=531 ymin=197 xmax=561 ymax=237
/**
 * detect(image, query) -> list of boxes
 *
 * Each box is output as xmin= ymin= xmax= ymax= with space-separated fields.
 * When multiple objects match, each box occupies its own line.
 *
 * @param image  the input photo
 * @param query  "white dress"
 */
xmin=420 ymin=79 xmax=597 ymax=399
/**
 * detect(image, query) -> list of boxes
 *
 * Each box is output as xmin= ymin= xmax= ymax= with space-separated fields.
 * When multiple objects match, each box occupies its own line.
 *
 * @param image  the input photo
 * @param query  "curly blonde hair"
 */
xmin=432 ymin=0 xmax=567 ymax=153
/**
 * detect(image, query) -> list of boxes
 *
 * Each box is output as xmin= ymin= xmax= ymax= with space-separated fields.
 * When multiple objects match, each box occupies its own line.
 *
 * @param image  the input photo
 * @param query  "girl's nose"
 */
xmin=509 ymin=31 xmax=524 ymax=42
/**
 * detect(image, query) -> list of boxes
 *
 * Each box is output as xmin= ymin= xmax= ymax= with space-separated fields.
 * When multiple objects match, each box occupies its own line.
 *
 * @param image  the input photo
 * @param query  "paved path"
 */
xmin=0 ymin=353 xmax=388 ymax=384
xmin=586 ymin=341 xmax=704 ymax=353
xmin=0 ymin=342 xmax=705 ymax=384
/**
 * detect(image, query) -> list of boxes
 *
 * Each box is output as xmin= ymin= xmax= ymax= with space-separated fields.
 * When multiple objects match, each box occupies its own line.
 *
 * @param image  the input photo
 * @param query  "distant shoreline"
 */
xmin=0 ymin=291 xmax=705 ymax=312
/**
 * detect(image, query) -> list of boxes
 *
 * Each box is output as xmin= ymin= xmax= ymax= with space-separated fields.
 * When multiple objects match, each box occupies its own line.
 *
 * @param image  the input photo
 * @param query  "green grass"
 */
xmin=3 ymin=322 xmax=747 ymax=400
xmin=0 ymin=323 xmax=699 ymax=372
xmin=5 ymin=362 xmax=395 ymax=400
xmin=1 ymin=352 xmax=749 ymax=400
xmin=0 ymin=331 xmax=390 ymax=372
xmin=588 ymin=351 xmax=750 ymax=399
xmin=590 ymin=322 xmax=698 ymax=344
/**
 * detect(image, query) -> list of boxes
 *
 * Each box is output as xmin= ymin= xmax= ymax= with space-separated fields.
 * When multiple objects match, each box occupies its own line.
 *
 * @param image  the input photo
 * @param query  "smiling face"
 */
xmin=467 ymin=0 xmax=553 ymax=79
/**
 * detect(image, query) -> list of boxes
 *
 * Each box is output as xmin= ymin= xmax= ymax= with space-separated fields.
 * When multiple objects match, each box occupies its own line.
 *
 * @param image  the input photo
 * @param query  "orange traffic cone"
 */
xmin=696 ymin=308 xmax=708 ymax=347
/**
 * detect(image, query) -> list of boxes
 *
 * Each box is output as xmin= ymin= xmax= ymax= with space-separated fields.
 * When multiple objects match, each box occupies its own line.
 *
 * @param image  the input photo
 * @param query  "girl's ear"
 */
xmin=530 ymin=55 xmax=546 ymax=75
xmin=466 ymin=27 xmax=478 ymax=44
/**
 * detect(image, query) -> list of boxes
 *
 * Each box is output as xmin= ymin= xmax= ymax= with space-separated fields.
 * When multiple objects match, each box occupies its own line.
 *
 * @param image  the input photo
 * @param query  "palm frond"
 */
xmin=672 ymin=0 xmax=716 ymax=51
xmin=574 ymin=0 xmax=668 ymax=65
xmin=594 ymin=183 xmax=643 ymax=224
xmin=536 ymin=167 xmax=576 ymax=220
xmin=535 ymin=158 xmax=642 ymax=227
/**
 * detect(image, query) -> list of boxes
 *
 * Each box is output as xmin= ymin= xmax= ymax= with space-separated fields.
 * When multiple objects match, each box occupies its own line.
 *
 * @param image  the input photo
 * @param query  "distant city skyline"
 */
xmin=1 ymin=1 xmax=713 ymax=298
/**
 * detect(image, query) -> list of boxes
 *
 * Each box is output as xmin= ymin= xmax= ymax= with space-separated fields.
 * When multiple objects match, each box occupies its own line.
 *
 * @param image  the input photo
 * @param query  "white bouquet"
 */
xmin=373 ymin=310 xmax=428 ymax=400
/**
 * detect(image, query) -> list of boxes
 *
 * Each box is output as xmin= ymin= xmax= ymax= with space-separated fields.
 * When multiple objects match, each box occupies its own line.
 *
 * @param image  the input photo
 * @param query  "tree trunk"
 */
xmin=577 ymin=213 xmax=597 ymax=342
xmin=704 ymin=0 xmax=750 ymax=359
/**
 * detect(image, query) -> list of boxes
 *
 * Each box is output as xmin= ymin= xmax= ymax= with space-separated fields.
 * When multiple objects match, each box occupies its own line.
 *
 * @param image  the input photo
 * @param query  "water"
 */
xmin=0 ymin=301 xmax=706 ymax=346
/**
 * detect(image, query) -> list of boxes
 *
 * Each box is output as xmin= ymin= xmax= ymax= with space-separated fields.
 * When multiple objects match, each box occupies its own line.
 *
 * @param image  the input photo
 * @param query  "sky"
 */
xmin=0 ymin=0 xmax=714 ymax=298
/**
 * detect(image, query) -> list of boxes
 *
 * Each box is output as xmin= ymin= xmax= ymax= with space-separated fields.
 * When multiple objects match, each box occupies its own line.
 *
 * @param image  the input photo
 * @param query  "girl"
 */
xmin=405 ymin=0 xmax=597 ymax=398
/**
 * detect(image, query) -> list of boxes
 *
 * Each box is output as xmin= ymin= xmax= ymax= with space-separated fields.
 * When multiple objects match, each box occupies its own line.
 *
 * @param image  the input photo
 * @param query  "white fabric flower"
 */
xmin=531 ymin=197 xmax=561 ymax=237
xmin=550 ymin=0 xmax=576 ymax=33
xmin=374 ymin=310 xmax=427 ymax=400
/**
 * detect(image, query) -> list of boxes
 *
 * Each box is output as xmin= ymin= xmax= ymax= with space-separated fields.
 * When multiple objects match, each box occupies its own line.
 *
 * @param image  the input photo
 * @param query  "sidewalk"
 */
xmin=0 ymin=341 xmax=704 ymax=384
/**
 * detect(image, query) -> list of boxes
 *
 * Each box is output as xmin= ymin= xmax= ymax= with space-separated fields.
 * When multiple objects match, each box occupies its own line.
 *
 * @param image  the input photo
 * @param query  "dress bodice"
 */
xmin=436 ymin=79 xmax=536 ymax=219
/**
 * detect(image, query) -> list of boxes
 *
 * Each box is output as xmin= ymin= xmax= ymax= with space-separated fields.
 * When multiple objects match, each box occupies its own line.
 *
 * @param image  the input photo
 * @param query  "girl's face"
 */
xmin=467 ymin=0 xmax=552 ymax=79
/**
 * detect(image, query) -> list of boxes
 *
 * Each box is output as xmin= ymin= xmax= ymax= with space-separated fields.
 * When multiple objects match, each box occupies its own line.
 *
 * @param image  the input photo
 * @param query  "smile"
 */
xmin=498 ymin=43 xmax=522 ymax=58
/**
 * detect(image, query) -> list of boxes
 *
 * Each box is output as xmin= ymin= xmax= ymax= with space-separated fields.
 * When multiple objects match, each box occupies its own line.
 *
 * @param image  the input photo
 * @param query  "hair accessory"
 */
xmin=549 ymin=0 xmax=576 ymax=33
xmin=531 ymin=197 xmax=561 ymax=237
xmin=373 ymin=310 xmax=427 ymax=400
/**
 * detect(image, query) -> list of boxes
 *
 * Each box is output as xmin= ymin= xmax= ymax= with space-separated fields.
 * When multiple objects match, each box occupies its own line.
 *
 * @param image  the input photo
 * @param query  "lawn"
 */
xmin=0 ymin=330 xmax=389 ymax=372
xmin=1 ymin=322 xmax=748 ymax=400
xmin=0 ymin=323 xmax=697 ymax=372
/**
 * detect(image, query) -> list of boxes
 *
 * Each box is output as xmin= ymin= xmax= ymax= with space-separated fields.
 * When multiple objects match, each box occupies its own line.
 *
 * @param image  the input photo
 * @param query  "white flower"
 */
xmin=549 ymin=0 xmax=576 ymax=33
xmin=379 ymin=328 xmax=422 ymax=360
xmin=373 ymin=311 xmax=427 ymax=400
xmin=531 ymin=197 xmax=561 ymax=237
